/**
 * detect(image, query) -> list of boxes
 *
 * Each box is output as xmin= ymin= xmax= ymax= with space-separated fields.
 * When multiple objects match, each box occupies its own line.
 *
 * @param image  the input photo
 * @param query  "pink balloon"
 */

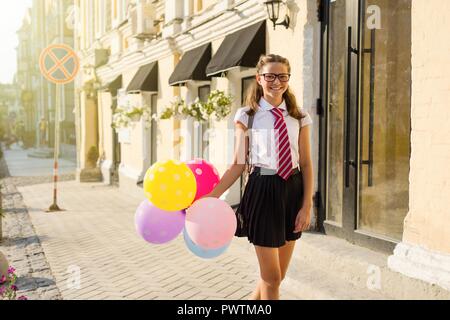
xmin=135 ymin=200 xmax=185 ymax=244
xmin=186 ymin=158 xmax=220 ymax=201
xmin=185 ymin=197 xmax=237 ymax=249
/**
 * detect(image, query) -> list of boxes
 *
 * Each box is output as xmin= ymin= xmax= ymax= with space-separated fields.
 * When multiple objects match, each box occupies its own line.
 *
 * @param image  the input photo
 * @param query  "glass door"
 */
xmin=324 ymin=0 xmax=359 ymax=231
xmin=357 ymin=0 xmax=411 ymax=241
xmin=321 ymin=0 xmax=411 ymax=252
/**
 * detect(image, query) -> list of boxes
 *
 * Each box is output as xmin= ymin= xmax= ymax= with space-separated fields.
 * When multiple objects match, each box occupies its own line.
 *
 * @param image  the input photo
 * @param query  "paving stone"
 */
xmin=0 ymin=157 xmax=61 ymax=300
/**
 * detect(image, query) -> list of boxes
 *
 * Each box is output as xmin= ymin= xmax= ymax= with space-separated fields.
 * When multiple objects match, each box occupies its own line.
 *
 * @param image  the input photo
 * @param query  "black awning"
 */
xmin=126 ymin=62 xmax=158 ymax=93
xmin=169 ymin=43 xmax=212 ymax=86
xmin=107 ymin=75 xmax=122 ymax=96
xmin=206 ymin=21 xmax=266 ymax=77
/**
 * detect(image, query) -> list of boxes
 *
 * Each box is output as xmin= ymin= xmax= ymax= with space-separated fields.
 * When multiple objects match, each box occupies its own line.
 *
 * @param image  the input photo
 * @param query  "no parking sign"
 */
xmin=39 ymin=44 xmax=79 ymax=212
xmin=39 ymin=44 xmax=79 ymax=84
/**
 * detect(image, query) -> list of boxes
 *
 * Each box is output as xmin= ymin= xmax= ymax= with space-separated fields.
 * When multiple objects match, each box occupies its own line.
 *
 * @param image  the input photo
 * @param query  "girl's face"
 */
xmin=256 ymin=62 xmax=290 ymax=101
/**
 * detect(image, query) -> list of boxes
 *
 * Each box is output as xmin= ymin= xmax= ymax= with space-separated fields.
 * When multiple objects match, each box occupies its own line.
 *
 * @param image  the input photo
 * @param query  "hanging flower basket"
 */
xmin=159 ymin=90 xmax=233 ymax=123
xmin=208 ymin=90 xmax=233 ymax=121
xmin=127 ymin=108 xmax=144 ymax=122
xmin=112 ymin=105 xmax=149 ymax=129
xmin=160 ymin=98 xmax=189 ymax=121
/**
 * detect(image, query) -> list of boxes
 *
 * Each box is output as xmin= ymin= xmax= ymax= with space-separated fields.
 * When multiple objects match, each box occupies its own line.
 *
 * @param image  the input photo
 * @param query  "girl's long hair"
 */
xmin=244 ymin=54 xmax=305 ymax=121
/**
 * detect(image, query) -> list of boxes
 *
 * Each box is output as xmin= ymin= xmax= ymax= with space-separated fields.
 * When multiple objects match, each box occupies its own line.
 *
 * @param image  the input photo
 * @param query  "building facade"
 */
xmin=0 ymin=82 xmax=22 ymax=145
xmin=16 ymin=9 xmax=35 ymax=148
xmin=16 ymin=0 xmax=76 ymax=157
xmin=74 ymin=0 xmax=449 ymax=292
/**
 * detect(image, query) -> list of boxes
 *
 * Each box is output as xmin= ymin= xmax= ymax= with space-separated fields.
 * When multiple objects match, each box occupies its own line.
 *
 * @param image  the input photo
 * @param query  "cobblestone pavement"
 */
xmin=0 ymin=158 xmax=62 ymax=300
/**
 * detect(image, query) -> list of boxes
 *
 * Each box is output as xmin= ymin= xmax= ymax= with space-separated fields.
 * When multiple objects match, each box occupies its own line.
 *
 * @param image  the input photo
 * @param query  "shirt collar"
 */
xmin=259 ymin=97 xmax=287 ymax=113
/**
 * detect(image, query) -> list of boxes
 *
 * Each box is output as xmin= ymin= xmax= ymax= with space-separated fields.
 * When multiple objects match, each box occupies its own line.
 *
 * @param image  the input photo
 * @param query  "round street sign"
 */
xmin=39 ymin=44 xmax=80 ymax=84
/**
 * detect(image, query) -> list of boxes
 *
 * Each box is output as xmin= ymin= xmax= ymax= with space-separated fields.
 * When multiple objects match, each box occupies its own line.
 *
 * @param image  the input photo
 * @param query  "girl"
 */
xmin=204 ymin=54 xmax=314 ymax=300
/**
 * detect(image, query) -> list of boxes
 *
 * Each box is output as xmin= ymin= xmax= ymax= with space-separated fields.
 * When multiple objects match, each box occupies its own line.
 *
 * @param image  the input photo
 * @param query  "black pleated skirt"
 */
xmin=235 ymin=169 xmax=304 ymax=248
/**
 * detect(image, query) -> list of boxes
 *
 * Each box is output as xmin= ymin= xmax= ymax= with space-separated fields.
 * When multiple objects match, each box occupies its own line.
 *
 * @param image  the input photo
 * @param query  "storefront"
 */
xmin=318 ymin=0 xmax=412 ymax=252
xmin=74 ymin=0 xmax=448 ymax=292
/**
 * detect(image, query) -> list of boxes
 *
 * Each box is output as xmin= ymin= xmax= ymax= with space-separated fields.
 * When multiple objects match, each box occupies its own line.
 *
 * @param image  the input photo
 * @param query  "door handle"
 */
xmin=362 ymin=29 xmax=376 ymax=187
xmin=345 ymin=26 xmax=358 ymax=188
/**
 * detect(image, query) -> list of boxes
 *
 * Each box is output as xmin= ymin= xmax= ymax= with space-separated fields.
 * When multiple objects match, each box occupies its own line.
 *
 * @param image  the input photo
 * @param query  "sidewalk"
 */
xmin=18 ymin=181 xmax=274 ymax=300
xmin=2 ymin=146 xmax=300 ymax=300
xmin=7 ymin=146 xmax=444 ymax=300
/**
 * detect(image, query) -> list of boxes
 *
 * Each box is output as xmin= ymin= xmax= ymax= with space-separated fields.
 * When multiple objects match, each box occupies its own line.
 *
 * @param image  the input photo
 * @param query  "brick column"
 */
xmin=76 ymin=89 xmax=101 ymax=182
xmin=388 ymin=0 xmax=450 ymax=291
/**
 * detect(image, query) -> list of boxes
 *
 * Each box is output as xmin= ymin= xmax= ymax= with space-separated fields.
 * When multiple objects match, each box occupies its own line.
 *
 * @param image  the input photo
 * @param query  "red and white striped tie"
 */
xmin=270 ymin=108 xmax=292 ymax=180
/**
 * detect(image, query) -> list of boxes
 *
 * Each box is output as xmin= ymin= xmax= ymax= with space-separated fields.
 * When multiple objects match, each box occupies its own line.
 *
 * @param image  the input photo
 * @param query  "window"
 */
xmin=241 ymin=76 xmax=256 ymax=104
xmin=195 ymin=0 xmax=203 ymax=13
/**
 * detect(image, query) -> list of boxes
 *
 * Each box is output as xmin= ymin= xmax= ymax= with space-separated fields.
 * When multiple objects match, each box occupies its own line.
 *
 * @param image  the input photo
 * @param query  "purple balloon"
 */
xmin=134 ymin=200 xmax=185 ymax=244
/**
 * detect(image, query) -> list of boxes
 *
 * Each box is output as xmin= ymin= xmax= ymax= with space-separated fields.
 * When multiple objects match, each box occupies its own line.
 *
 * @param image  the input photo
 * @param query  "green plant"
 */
xmin=181 ymin=98 xmax=208 ymax=122
xmin=141 ymin=109 xmax=159 ymax=129
xmin=112 ymin=104 xmax=149 ymax=129
xmin=160 ymin=90 xmax=233 ymax=123
xmin=86 ymin=146 xmax=99 ymax=168
xmin=125 ymin=106 xmax=144 ymax=118
xmin=112 ymin=94 xmax=149 ymax=129
xmin=23 ymin=131 xmax=36 ymax=149
xmin=112 ymin=108 xmax=131 ymax=129
xmin=0 ymin=185 xmax=3 ymax=242
xmin=160 ymin=98 xmax=187 ymax=120
xmin=208 ymin=90 xmax=233 ymax=121
xmin=0 ymin=266 xmax=28 ymax=300
xmin=159 ymin=107 xmax=174 ymax=120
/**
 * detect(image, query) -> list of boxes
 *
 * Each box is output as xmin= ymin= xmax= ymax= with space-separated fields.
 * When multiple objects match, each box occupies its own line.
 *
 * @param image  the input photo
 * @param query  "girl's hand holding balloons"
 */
xmin=135 ymin=158 xmax=236 ymax=259
xmin=185 ymin=158 xmax=220 ymax=201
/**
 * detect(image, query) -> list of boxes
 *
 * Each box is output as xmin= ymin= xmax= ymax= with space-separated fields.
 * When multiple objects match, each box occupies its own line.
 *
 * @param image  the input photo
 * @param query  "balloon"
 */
xmin=185 ymin=197 xmax=237 ymax=249
xmin=186 ymin=158 xmax=220 ymax=201
xmin=134 ymin=199 xmax=185 ymax=244
xmin=143 ymin=160 xmax=197 ymax=212
xmin=183 ymin=228 xmax=230 ymax=259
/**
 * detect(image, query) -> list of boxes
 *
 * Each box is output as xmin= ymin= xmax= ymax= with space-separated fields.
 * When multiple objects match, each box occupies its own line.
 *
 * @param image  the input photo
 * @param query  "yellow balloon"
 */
xmin=143 ymin=160 xmax=197 ymax=211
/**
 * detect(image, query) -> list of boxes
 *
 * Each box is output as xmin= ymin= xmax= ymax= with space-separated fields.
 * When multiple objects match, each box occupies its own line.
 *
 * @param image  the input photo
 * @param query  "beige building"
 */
xmin=16 ymin=0 xmax=76 ymax=156
xmin=74 ymin=0 xmax=449 ymax=295
xmin=16 ymin=9 xmax=35 ymax=147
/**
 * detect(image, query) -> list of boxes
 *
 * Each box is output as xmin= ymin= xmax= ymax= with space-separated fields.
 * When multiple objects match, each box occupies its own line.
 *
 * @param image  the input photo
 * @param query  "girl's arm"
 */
xmin=205 ymin=122 xmax=248 ymax=198
xmin=298 ymin=125 xmax=314 ymax=208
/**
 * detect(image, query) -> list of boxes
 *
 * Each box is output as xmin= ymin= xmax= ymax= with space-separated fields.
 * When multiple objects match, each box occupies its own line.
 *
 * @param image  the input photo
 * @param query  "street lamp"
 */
xmin=264 ymin=0 xmax=290 ymax=30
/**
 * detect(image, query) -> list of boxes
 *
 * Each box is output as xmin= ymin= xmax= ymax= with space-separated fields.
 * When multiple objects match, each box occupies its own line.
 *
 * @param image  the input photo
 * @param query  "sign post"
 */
xmin=39 ymin=44 xmax=79 ymax=212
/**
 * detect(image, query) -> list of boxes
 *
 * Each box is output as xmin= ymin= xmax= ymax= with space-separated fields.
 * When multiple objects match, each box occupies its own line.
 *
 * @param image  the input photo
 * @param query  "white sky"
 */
xmin=0 ymin=0 xmax=33 ymax=84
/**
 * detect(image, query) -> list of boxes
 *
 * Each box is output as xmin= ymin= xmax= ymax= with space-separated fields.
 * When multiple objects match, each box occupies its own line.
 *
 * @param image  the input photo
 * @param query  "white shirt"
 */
xmin=233 ymin=97 xmax=313 ymax=170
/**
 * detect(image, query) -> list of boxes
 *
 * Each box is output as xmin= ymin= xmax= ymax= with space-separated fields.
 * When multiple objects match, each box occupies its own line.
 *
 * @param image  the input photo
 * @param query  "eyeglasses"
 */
xmin=259 ymin=73 xmax=291 ymax=82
